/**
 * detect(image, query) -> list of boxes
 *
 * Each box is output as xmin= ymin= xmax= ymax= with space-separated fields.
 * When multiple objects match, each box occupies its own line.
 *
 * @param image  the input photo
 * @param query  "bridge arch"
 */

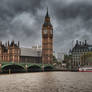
xmin=44 ymin=65 xmax=54 ymax=71
xmin=2 ymin=63 xmax=25 ymax=73
xmin=27 ymin=64 xmax=41 ymax=72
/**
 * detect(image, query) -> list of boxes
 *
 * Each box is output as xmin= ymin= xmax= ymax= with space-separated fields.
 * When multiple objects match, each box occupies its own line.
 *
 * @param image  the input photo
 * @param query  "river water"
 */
xmin=0 ymin=72 xmax=92 ymax=92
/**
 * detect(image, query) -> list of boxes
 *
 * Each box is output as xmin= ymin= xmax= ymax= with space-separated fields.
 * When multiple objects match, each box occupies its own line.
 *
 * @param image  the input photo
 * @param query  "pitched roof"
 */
xmin=45 ymin=8 xmax=49 ymax=18
xmin=21 ymin=48 xmax=42 ymax=57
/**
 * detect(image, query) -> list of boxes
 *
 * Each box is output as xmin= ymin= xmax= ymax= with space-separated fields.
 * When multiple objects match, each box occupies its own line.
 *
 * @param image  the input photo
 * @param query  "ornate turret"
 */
xmin=85 ymin=40 xmax=87 ymax=46
xmin=18 ymin=41 xmax=19 ymax=47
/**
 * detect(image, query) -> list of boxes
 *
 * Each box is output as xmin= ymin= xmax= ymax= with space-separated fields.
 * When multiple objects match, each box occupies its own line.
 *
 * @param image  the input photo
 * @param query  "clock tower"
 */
xmin=42 ymin=9 xmax=53 ymax=64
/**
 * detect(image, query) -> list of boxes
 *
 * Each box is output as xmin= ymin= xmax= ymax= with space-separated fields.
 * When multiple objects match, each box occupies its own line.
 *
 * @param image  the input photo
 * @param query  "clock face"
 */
xmin=44 ymin=30 xmax=47 ymax=34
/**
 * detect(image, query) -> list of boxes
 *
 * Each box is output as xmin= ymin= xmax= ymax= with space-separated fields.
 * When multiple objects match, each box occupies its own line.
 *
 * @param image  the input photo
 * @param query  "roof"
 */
xmin=71 ymin=44 xmax=92 ymax=52
xmin=45 ymin=8 xmax=49 ymax=18
xmin=20 ymin=48 xmax=42 ymax=57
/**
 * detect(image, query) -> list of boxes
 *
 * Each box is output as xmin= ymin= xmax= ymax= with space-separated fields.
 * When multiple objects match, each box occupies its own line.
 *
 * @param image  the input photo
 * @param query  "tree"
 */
xmin=53 ymin=55 xmax=58 ymax=63
xmin=63 ymin=54 xmax=72 ymax=68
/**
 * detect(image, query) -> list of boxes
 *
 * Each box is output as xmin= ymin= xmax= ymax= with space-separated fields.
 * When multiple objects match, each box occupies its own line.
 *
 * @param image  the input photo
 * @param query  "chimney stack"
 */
xmin=85 ymin=40 xmax=87 ymax=45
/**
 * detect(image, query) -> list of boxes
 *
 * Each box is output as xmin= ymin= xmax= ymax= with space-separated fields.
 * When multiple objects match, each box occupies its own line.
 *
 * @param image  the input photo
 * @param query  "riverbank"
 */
xmin=0 ymin=69 xmax=79 ymax=75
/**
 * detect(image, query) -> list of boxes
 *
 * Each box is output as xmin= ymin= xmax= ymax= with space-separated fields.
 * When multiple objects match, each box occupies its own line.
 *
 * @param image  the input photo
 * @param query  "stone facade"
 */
xmin=20 ymin=47 xmax=42 ymax=63
xmin=71 ymin=40 xmax=92 ymax=68
xmin=0 ymin=41 xmax=42 ymax=63
xmin=0 ymin=40 xmax=20 ymax=62
xmin=42 ymin=9 xmax=53 ymax=64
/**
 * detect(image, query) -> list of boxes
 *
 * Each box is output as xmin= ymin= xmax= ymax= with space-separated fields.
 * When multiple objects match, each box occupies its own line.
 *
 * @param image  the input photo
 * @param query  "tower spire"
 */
xmin=43 ymin=8 xmax=52 ymax=27
xmin=45 ymin=7 xmax=49 ymax=18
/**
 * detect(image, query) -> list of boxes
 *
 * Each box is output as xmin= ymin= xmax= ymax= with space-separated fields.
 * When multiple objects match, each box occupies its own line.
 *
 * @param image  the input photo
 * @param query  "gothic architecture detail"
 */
xmin=71 ymin=40 xmax=92 ymax=68
xmin=42 ymin=9 xmax=53 ymax=64
xmin=0 ymin=40 xmax=20 ymax=62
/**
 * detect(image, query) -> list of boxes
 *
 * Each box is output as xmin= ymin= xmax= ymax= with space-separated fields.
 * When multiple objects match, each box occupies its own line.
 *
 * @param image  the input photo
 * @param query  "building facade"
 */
xmin=0 ymin=40 xmax=20 ymax=62
xmin=42 ymin=9 xmax=53 ymax=64
xmin=71 ymin=40 xmax=92 ymax=68
xmin=0 ymin=41 xmax=42 ymax=64
xmin=20 ymin=46 xmax=42 ymax=63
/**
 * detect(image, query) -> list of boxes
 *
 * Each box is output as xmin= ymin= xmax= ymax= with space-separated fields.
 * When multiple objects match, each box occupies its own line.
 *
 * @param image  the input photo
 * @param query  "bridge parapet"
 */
xmin=0 ymin=62 xmax=54 ymax=73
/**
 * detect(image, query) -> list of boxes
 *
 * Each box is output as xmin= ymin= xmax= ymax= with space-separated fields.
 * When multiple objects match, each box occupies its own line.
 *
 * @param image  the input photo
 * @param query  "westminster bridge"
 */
xmin=0 ymin=62 xmax=54 ymax=73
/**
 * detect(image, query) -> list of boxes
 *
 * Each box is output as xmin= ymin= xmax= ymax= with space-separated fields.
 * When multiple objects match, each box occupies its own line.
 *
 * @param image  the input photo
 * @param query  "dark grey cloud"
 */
xmin=0 ymin=0 xmax=92 ymax=54
xmin=0 ymin=0 xmax=42 ymax=17
xmin=0 ymin=0 xmax=43 ymax=45
xmin=54 ymin=2 xmax=92 ymax=20
xmin=51 ymin=0 xmax=92 ymax=53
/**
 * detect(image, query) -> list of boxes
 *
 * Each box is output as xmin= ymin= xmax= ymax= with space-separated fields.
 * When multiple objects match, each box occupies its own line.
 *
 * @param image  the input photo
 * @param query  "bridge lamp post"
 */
xmin=42 ymin=64 xmax=44 ymax=72
xmin=0 ymin=64 xmax=1 ymax=72
xmin=25 ymin=64 xmax=28 ymax=72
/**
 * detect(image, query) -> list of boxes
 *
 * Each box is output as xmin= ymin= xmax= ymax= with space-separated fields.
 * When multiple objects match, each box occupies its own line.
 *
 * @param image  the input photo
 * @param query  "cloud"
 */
xmin=51 ymin=1 xmax=92 ymax=52
xmin=0 ymin=0 xmax=92 ymax=54
xmin=0 ymin=0 xmax=42 ymax=46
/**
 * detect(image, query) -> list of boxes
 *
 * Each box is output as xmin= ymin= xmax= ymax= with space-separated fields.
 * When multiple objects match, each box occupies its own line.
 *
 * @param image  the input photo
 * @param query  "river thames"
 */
xmin=0 ymin=72 xmax=92 ymax=92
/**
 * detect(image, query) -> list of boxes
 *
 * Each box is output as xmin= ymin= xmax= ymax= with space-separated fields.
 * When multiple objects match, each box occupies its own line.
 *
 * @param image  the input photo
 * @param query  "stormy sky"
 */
xmin=0 ymin=0 xmax=92 ymax=54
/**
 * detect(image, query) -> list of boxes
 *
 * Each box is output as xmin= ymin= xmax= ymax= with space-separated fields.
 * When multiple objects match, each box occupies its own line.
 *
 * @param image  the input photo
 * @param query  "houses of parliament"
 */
xmin=0 ymin=40 xmax=20 ymax=62
xmin=0 ymin=9 xmax=53 ymax=64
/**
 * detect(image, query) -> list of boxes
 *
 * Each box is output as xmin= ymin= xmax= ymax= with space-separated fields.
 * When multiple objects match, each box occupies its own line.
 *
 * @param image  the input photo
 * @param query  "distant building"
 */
xmin=20 ymin=46 xmax=42 ymax=63
xmin=71 ymin=40 xmax=92 ymax=68
xmin=57 ymin=52 xmax=65 ymax=62
xmin=0 ymin=40 xmax=20 ymax=62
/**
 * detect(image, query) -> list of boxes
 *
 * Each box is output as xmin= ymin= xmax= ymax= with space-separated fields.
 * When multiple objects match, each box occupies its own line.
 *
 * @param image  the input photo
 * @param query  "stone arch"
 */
xmin=27 ymin=64 xmax=41 ymax=72
xmin=44 ymin=65 xmax=53 ymax=71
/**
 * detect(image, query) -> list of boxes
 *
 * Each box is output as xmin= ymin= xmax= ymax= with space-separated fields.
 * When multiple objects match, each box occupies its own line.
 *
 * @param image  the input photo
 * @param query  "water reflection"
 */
xmin=0 ymin=72 xmax=92 ymax=92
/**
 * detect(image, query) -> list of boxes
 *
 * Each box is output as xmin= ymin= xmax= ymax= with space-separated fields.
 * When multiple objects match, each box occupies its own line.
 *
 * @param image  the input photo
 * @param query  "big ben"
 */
xmin=42 ymin=9 xmax=53 ymax=64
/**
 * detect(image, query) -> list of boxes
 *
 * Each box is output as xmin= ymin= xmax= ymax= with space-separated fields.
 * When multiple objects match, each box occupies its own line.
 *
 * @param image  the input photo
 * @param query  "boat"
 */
xmin=79 ymin=66 xmax=92 ymax=72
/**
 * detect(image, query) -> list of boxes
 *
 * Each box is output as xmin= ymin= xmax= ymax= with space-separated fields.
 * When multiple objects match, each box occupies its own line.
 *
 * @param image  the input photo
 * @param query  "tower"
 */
xmin=42 ymin=9 xmax=53 ymax=64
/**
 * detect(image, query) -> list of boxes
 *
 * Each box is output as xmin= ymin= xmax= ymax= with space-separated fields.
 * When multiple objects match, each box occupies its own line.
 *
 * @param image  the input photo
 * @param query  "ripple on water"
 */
xmin=0 ymin=72 xmax=92 ymax=92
